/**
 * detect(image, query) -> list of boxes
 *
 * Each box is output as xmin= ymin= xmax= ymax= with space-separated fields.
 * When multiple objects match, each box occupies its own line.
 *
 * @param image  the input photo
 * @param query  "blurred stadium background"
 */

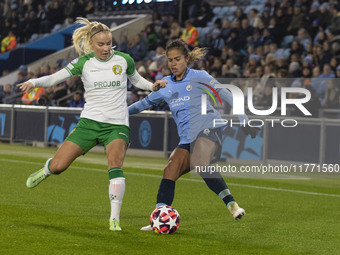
xmin=0 ymin=1 xmax=340 ymax=254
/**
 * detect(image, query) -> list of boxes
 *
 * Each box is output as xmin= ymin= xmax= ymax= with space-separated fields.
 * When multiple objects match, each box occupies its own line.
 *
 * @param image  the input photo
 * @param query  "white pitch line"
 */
xmin=1 ymin=158 xmax=340 ymax=198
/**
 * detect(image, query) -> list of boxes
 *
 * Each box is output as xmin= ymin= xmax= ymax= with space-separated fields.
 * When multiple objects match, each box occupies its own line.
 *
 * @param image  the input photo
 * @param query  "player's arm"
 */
xmin=128 ymin=71 xmax=167 ymax=91
xmin=128 ymin=91 xmax=165 ymax=115
xmin=17 ymin=68 xmax=71 ymax=94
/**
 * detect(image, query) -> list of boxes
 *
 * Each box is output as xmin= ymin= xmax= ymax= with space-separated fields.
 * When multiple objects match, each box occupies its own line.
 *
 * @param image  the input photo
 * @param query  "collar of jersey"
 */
xmin=94 ymin=51 xmax=115 ymax=62
xmin=171 ymin=67 xmax=190 ymax=82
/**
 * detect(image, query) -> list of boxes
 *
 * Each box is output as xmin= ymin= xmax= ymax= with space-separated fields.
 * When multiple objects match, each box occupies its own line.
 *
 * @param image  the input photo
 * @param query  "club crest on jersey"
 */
xmin=112 ymin=65 xmax=122 ymax=75
xmin=203 ymin=129 xmax=210 ymax=135
xmin=186 ymin=84 xmax=192 ymax=91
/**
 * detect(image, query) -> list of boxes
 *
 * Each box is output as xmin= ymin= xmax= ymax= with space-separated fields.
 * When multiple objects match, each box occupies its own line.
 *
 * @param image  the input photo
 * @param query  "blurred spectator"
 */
xmin=226 ymin=28 xmax=241 ymax=51
xmin=232 ymin=7 xmax=247 ymax=24
xmin=264 ymin=0 xmax=280 ymax=16
xmin=21 ymin=88 xmax=45 ymax=105
xmin=51 ymin=81 xmax=68 ymax=105
xmin=288 ymin=61 xmax=302 ymax=77
xmin=1 ymin=31 xmax=17 ymax=53
xmin=257 ymin=84 xmax=274 ymax=107
xmin=46 ymin=1 xmax=65 ymax=32
xmin=144 ymin=24 xmax=159 ymax=51
xmin=127 ymin=34 xmax=147 ymax=62
xmin=275 ymin=8 xmax=289 ymax=33
xmin=181 ymin=20 xmax=198 ymax=49
xmin=287 ymin=5 xmax=305 ymax=35
xmin=21 ymin=10 xmax=39 ymax=43
xmin=323 ymin=79 xmax=340 ymax=108
xmin=118 ymin=35 xmax=128 ymax=52
xmin=169 ymin=22 xmax=181 ymax=40
xmin=193 ymin=2 xmax=214 ymax=27
xmin=220 ymin=19 xmax=232 ymax=40
xmin=248 ymin=8 xmax=261 ymax=28
xmin=158 ymin=23 xmax=170 ymax=48
xmin=261 ymin=8 xmax=271 ymax=27
xmin=239 ymin=18 xmax=254 ymax=44
xmin=0 ymin=84 xmax=16 ymax=104
xmin=70 ymin=91 xmax=85 ymax=108
xmin=8 ymin=10 xmax=19 ymax=36
xmin=267 ymin=17 xmax=281 ymax=44
xmin=318 ymin=2 xmax=332 ymax=29
xmin=314 ymin=44 xmax=332 ymax=69
xmin=12 ymin=72 xmax=27 ymax=93
xmin=66 ymin=76 xmax=84 ymax=93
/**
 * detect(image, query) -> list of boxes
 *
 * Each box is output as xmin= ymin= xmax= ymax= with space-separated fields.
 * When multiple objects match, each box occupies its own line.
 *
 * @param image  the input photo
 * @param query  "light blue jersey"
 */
xmin=129 ymin=68 xmax=239 ymax=144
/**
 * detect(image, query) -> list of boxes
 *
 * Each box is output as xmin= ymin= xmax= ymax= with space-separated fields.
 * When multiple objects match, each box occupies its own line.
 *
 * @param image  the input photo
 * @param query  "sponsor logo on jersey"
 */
xmin=112 ymin=65 xmax=122 ymax=75
xmin=90 ymin=70 xmax=100 ymax=72
xmin=169 ymin=96 xmax=190 ymax=104
xmin=94 ymin=81 xmax=121 ymax=88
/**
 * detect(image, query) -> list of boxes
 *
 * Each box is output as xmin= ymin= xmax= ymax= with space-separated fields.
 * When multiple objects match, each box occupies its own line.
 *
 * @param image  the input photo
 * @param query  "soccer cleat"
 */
xmin=140 ymin=225 xmax=153 ymax=231
xmin=109 ymin=219 xmax=122 ymax=231
xmin=26 ymin=168 xmax=48 ymax=188
xmin=228 ymin=202 xmax=246 ymax=221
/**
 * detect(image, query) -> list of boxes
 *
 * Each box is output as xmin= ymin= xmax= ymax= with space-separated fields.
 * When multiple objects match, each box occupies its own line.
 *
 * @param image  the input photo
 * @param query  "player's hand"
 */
xmin=17 ymin=82 xmax=34 ymax=93
xmin=241 ymin=125 xmax=260 ymax=139
xmin=152 ymin=80 xmax=167 ymax=91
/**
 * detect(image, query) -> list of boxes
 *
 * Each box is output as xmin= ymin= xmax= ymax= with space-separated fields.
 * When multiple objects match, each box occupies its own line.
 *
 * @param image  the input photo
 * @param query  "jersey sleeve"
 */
xmin=28 ymin=68 xmax=71 ymax=88
xmin=114 ymin=51 xmax=136 ymax=76
xmin=65 ymin=56 xmax=87 ymax=76
xmin=127 ymin=71 xmax=153 ymax=91
xmin=124 ymin=54 xmax=135 ymax=76
xmin=128 ymin=91 xmax=165 ymax=115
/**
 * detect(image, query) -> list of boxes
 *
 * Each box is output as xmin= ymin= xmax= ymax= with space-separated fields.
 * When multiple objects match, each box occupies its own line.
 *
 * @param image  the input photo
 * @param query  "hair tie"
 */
xmin=90 ymin=29 xmax=110 ymax=38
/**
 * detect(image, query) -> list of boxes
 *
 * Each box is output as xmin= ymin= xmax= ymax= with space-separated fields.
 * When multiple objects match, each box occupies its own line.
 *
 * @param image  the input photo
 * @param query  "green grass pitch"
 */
xmin=0 ymin=143 xmax=339 ymax=255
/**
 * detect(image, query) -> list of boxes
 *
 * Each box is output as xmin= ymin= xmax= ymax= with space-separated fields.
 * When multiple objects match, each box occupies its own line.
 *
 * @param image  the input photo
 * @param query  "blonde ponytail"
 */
xmin=72 ymin=17 xmax=111 ymax=56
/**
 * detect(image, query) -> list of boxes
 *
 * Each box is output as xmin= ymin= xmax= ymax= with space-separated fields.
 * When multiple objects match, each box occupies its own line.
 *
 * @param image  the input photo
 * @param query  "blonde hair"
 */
xmin=165 ymin=39 xmax=207 ymax=63
xmin=72 ymin=17 xmax=111 ymax=55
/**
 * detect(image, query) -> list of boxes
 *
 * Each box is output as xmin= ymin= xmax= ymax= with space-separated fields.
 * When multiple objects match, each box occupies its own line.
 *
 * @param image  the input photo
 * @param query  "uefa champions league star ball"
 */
xmin=150 ymin=205 xmax=180 ymax=234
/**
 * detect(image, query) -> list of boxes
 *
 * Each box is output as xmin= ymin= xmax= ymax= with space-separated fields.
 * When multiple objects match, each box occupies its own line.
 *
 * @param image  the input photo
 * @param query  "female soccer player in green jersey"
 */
xmin=17 ymin=18 xmax=167 ymax=231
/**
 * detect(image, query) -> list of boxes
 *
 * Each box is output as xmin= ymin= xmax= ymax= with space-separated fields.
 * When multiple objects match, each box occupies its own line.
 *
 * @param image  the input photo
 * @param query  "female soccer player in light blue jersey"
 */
xmin=129 ymin=39 xmax=258 ymax=231
xmin=17 ymin=18 xmax=166 ymax=231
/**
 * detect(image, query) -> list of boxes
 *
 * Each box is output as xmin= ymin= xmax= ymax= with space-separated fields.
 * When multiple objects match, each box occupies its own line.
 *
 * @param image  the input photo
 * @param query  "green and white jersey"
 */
xmin=65 ymin=51 xmax=135 ymax=126
xmin=28 ymin=50 xmax=153 ymax=126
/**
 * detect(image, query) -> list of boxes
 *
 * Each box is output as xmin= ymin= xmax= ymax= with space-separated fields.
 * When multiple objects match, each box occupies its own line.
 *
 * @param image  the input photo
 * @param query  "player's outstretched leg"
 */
xmin=108 ymin=169 xmax=125 ymax=231
xmin=227 ymin=201 xmax=245 ymax=221
xmin=200 ymin=171 xmax=246 ymax=221
xmin=26 ymin=158 xmax=53 ymax=188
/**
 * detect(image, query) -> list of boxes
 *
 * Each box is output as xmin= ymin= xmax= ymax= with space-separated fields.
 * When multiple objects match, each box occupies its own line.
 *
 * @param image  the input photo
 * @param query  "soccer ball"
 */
xmin=150 ymin=205 xmax=180 ymax=234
